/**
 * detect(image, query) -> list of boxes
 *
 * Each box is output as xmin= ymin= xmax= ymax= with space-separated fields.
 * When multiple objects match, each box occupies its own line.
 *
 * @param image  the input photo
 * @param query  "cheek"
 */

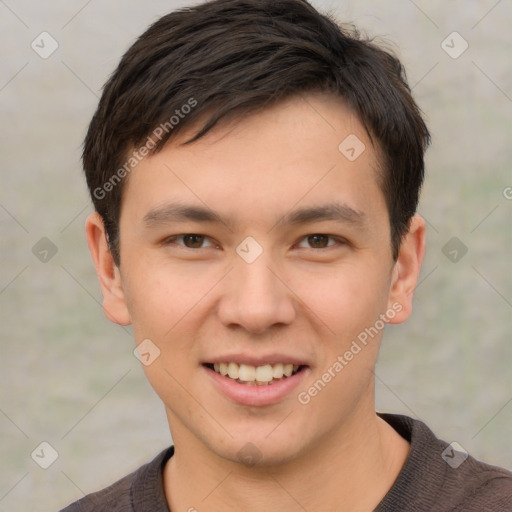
xmin=291 ymin=265 xmax=389 ymax=419
xmin=289 ymin=261 xmax=391 ymax=338
xmin=121 ymin=257 xmax=211 ymax=340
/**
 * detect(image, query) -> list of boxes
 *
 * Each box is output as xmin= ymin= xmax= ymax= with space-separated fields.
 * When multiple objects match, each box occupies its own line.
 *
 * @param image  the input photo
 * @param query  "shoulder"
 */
xmin=58 ymin=447 xmax=174 ymax=512
xmin=454 ymin=458 xmax=512 ymax=512
xmin=377 ymin=414 xmax=512 ymax=512
xmin=59 ymin=471 xmax=134 ymax=512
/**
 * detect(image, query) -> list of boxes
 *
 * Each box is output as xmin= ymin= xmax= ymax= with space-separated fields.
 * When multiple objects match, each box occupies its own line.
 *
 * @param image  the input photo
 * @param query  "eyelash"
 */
xmin=163 ymin=234 xmax=345 ymax=250
xmin=163 ymin=234 xmax=216 ymax=249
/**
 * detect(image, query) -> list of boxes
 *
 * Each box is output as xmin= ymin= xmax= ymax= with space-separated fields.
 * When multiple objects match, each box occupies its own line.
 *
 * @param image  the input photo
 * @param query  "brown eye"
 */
xmin=306 ymin=234 xmax=331 ymax=248
xmin=164 ymin=234 xmax=214 ymax=249
xmin=182 ymin=234 xmax=206 ymax=248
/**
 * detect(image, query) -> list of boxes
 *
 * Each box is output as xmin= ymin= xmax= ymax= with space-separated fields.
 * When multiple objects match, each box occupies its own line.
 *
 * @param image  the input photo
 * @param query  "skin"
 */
xmin=86 ymin=93 xmax=425 ymax=511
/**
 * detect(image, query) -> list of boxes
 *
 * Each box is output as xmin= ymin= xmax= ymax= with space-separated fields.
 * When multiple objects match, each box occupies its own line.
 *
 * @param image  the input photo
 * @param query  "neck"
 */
xmin=163 ymin=407 xmax=409 ymax=512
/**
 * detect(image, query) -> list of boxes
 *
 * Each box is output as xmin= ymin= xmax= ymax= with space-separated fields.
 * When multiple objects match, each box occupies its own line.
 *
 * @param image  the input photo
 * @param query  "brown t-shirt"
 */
xmin=59 ymin=414 xmax=512 ymax=511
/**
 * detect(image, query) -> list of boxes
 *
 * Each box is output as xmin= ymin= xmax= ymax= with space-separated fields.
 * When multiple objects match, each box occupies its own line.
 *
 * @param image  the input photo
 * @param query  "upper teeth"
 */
xmin=213 ymin=362 xmax=299 ymax=384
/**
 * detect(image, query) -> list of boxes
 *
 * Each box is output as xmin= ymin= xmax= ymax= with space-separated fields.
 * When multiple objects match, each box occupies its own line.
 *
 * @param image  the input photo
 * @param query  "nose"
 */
xmin=217 ymin=253 xmax=296 ymax=334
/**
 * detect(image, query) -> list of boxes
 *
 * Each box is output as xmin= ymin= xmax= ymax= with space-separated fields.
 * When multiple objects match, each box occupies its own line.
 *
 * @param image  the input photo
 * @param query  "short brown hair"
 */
xmin=83 ymin=0 xmax=430 ymax=265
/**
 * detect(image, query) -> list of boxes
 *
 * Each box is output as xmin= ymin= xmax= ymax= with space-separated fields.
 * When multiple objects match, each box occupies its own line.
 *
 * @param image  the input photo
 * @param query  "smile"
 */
xmin=205 ymin=362 xmax=303 ymax=385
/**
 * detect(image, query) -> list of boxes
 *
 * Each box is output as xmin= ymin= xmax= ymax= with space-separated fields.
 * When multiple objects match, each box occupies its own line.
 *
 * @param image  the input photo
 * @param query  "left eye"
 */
xmin=296 ymin=234 xmax=337 ymax=249
xmin=168 ymin=234 xmax=215 ymax=249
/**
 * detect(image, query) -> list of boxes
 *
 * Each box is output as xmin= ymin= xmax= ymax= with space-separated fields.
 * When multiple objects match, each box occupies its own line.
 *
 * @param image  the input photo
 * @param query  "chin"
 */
xmin=208 ymin=427 xmax=310 ymax=469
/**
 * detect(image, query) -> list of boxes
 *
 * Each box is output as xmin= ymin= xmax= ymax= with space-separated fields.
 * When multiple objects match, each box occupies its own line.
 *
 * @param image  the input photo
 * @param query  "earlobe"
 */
xmin=387 ymin=215 xmax=426 ymax=324
xmin=85 ymin=212 xmax=131 ymax=326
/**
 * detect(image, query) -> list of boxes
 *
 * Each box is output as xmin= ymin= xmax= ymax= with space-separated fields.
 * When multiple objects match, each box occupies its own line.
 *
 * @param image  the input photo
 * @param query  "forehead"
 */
xmin=121 ymin=93 xmax=386 ymax=227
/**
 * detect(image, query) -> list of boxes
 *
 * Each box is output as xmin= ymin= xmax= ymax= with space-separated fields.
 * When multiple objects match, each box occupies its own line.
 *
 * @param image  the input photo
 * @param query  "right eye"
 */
xmin=163 ymin=234 xmax=216 ymax=249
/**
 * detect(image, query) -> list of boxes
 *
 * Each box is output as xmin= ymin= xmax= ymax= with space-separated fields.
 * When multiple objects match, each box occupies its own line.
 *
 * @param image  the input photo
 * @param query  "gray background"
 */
xmin=1 ymin=0 xmax=511 ymax=510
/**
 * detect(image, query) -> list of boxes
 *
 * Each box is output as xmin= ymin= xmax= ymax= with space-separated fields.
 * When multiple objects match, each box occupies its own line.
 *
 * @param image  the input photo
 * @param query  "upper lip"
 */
xmin=203 ymin=354 xmax=310 ymax=367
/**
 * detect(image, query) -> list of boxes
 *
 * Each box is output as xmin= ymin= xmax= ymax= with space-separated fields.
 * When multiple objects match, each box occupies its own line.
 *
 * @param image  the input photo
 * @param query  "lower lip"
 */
xmin=204 ymin=366 xmax=309 ymax=407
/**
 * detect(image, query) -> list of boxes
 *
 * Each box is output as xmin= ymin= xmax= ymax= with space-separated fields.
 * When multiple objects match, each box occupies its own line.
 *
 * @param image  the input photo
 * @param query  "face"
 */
xmin=87 ymin=93 xmax=424 ymax=467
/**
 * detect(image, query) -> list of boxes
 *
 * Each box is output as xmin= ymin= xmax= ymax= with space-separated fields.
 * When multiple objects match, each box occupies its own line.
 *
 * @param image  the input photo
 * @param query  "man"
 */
xmin=61 ymin=0 xmax=512 ymax=510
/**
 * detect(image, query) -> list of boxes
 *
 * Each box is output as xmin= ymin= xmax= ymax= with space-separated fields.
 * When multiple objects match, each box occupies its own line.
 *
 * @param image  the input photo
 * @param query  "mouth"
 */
xmin=203 ymin=362 xmax=306 ymax=386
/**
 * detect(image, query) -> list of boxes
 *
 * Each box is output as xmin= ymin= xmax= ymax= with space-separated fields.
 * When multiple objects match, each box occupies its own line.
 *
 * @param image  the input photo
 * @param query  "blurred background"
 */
xmin=1 ymin=0 xmax=511 ymax=510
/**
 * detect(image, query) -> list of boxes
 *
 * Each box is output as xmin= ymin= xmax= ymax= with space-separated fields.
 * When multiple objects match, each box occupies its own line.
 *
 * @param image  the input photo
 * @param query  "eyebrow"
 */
xmin=143 ymin=203 xmax=229 ymax=228
xmin=277 ymin=203 xmax=365 ymax=227
xmin=142 ymin=202 xmax=366 ymax=230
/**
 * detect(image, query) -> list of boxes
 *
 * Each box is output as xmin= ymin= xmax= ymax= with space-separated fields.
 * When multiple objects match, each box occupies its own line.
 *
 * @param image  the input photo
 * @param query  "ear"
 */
xmin=386 ymin=215 xmax=426 ymax=324
xmin=85 ymin=212 xmax=131 ymax=326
